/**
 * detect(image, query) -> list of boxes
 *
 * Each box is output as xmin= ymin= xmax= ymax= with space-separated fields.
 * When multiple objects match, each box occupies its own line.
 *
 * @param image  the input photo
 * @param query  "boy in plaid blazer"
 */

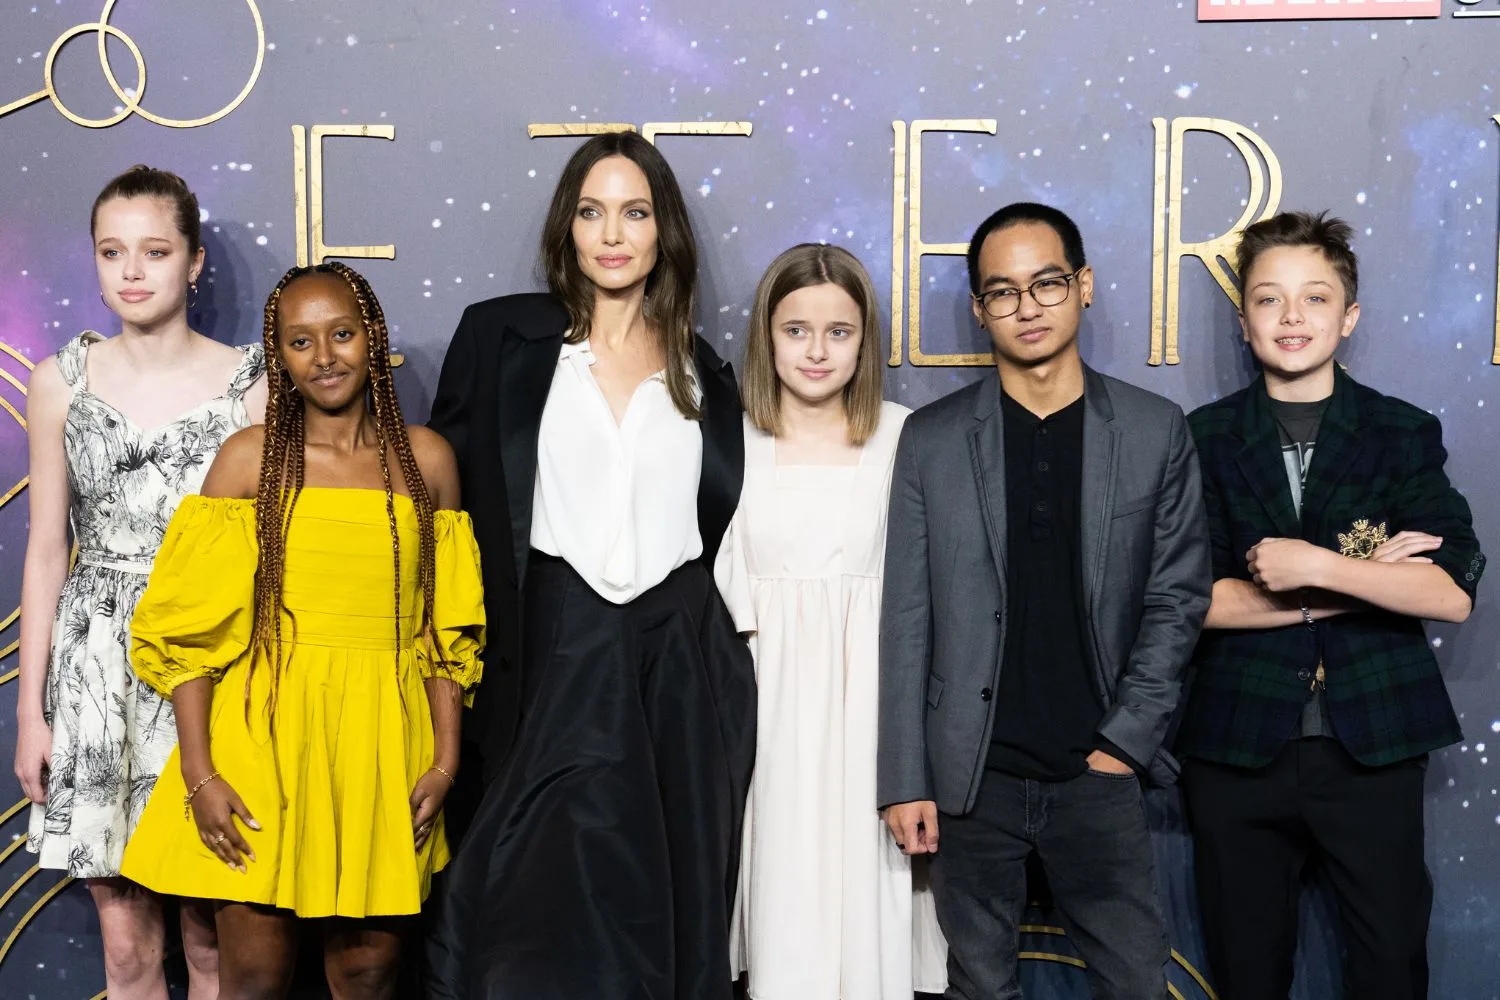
xmin=1178 ymin=211 xmax=1484 ymax=1000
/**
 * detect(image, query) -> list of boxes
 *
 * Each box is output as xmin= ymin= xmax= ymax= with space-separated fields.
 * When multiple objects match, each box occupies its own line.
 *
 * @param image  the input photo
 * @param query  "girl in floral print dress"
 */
xmin=14 ymin=166 xmax=266 ymax=1000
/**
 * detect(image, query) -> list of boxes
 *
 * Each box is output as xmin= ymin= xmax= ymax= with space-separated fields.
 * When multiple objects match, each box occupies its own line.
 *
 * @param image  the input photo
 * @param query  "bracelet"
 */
xmin=429 ymin=764 xmax=456 ymax=785
xmin=1300 ymin=590 xmax=1315 ymax=628
xmin=183 ymin=771 xmax=220 ymax=819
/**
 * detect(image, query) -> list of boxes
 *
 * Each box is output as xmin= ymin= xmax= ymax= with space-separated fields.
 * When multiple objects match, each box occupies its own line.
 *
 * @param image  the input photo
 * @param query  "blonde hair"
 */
xmin=740 ymin=243 xmax=884 ymax=446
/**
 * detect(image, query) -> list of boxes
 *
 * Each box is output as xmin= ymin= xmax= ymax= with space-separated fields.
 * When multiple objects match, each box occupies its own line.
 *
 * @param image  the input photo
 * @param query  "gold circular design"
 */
xmin=24 ymin=1 xmax=265 ymax=130
xmin=0 ymin=344 xmax=30 ymax=687
xmin=0 ymin=347 xmax=66 ymax=990
xmin=1020 ymin=924 xmax=1218 ymax=1000
xmin=42 ymin=21 xmax=147 ymax=129
xmin=96 ymin=0 xmax=267 ymax=129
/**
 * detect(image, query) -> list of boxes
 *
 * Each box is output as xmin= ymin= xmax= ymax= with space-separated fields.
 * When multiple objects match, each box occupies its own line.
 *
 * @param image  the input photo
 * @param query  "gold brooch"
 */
xmin=1337 ymin=518 xmax=1389 ymax=559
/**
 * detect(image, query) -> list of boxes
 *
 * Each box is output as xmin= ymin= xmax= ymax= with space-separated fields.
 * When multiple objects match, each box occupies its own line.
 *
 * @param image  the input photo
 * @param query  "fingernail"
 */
xmin=248 ymin=820 xmax=262 ymax=830
xmin=249 ymin=853 xmax=257 ymax=863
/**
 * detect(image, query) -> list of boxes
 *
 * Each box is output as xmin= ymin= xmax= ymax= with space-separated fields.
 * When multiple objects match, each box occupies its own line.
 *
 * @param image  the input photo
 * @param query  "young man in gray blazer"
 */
xmin=878 ymin=202 xmax=1212 ymax=999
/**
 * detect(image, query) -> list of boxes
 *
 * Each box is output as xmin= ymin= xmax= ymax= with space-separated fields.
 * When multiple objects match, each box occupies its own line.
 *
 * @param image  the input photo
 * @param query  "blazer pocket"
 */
xmin=926 ymin=674 xmax=946 ymax=709
xmin=1112 ymin=490 xmax=1158 ymax=519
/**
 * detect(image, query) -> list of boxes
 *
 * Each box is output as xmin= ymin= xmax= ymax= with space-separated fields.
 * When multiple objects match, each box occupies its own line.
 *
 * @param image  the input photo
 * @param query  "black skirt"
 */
xmin=426 ymin=553 xmax=757 ymax=1000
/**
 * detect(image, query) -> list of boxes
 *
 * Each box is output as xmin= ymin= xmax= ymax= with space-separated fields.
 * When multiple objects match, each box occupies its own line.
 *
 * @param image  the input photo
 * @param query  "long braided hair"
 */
xmin=250 ymin=262 xmax=441 ymax=715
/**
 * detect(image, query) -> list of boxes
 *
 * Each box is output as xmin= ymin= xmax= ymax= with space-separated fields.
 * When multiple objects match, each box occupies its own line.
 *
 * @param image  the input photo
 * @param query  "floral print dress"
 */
xmin=26 ymin=331 xmax=264 ymax=878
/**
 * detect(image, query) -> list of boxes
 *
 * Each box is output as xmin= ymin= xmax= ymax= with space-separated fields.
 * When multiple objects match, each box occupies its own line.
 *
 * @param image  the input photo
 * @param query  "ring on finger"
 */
xmin=213 ymin=833 xmax=227 ymax=845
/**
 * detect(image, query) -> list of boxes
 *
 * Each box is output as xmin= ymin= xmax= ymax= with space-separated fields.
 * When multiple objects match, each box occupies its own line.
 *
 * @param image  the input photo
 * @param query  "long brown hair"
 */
xmin=740 ymin=243 xmax=885 ymax=446
xmin=539 ymin=130 xmax=702 ymax=419
xmin=250 ymin=262 xmax=440 ymax=713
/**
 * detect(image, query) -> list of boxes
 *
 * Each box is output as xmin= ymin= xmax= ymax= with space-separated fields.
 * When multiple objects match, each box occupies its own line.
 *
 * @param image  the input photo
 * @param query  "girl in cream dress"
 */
xmin=718 ymin=243 xmax=947 ymax=1000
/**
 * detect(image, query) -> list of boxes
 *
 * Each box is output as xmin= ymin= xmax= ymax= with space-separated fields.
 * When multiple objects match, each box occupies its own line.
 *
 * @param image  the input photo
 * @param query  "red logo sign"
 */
xmin=1198 ymin=0 xmax=1441 ymax=19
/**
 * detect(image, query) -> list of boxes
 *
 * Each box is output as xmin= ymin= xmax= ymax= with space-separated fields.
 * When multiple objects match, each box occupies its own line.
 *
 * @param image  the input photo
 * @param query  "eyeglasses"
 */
xmin=973 ymin=271 xmax=1081 ymax=320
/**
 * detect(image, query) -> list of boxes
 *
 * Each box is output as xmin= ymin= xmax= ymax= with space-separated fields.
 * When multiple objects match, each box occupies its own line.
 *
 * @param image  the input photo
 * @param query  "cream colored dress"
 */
xmin=717 ymin=401 xmax=947 ymax=1000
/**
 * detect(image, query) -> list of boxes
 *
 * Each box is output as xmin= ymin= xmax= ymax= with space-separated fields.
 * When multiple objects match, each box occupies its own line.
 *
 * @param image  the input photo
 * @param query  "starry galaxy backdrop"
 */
xmin=0 ymin=1 xmax=1496 ymax=997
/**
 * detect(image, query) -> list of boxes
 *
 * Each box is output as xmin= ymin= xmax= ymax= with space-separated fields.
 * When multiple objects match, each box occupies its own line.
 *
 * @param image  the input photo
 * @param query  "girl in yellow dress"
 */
xmin=120 ymin=262 xmax=484 ymax=999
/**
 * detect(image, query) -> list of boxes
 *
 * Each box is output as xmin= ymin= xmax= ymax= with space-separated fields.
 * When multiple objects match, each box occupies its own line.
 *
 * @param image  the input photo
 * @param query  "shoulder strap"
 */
xmin=55 ymin=331 xmax=105 ymax=392
xmin=225 ymin=343 xmax=266 ymax=399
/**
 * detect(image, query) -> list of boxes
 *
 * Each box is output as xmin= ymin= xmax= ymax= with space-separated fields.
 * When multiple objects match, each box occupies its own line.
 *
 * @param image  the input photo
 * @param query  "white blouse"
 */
xmin=530 ymin=338 xmax=704 ymax=604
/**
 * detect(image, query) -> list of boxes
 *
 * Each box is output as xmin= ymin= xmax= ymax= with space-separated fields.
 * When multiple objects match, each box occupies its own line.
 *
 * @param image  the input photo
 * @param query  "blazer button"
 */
xmin=1296 ymin=668 xmax=1312 ymax=682
xmin=980 ymin=688 xmax=993 ymax=702
xmin=994 ymin=610 xmax=1002 ymax=622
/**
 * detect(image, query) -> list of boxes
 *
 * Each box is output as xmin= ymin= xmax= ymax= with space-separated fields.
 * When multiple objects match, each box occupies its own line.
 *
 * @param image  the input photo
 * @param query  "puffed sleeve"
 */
xmin=713 ymin=515 xmax=757 ymax=637
xmin=415 ymin=510 xmax=486 ymax=703
xmin=130 ymin=496 xmax=257 ymax=697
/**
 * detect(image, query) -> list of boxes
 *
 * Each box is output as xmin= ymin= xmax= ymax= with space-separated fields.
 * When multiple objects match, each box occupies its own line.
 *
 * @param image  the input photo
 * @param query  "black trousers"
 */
xmin=1182 ymin=738 xmax=1431 ymax=1000
xmin=425 ymin=554 xmax=757 ymax=1000
xmin=931 ymin=768 xmax=1169 ymax=1000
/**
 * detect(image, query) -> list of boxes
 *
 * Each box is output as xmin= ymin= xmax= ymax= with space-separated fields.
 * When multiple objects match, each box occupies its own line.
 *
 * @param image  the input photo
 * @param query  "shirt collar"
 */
xmin=558 ymin=335 xmax=672 ymax=385
xmin=558 ymin=334 xmax=593 ymax=364
xmin=1000 ymin=387 xmax=1085 ymax=427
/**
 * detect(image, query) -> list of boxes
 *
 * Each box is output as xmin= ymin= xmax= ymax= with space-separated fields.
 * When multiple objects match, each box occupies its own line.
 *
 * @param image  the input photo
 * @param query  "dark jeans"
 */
xmin=1182 ymin=738 xmax=1431 ymax=1000
xmin=929 ymin=768 xmax=1169 ymax=1000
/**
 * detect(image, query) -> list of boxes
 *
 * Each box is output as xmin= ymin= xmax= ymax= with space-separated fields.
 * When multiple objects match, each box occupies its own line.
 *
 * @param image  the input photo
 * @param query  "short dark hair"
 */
xmin=1236 ymin=210 xmax=1358 ymax=308
xmin=965 ymin=202 xmax=1086 ymax=294
xmin=539 ymin=130 xmax=701 ymax=420
xmin=91 ymin=165 xmax=201 ymax=253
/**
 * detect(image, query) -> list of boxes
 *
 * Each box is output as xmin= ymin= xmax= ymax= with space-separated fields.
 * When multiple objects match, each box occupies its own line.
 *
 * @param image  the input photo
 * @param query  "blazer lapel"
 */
xmin=1079 ymin=367 xmax=1118 ymax=618
xmin=1297 ymin=367 xmax=1366 ymax=539
xmin=1231 ymin=377 xmax=1302 ymax=539
xmin=968 ymin=376 xmax=1008 ymax=587
xmin=497 ymin=318 xmax=566 ymax=586
xmin=693 ymin=336 xmax=744 ymax=565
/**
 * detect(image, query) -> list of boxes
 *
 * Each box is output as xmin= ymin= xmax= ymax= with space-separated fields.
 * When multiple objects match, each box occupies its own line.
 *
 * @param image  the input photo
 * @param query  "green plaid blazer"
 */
xmin=1178 ymin=368 xmax=1485 ymax=768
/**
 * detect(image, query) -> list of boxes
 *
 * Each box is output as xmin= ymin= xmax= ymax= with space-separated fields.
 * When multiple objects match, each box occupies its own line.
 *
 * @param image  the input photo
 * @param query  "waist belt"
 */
xmin=77 ymin=550 xmax=155 ymax=574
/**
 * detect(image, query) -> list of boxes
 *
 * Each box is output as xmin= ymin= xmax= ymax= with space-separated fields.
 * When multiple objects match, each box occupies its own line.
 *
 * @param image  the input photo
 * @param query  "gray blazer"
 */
xmin=877 ymin=367 xmax=1211 ymax=815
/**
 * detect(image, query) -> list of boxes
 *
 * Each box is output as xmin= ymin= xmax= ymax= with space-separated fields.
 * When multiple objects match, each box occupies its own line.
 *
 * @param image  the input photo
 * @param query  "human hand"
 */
xmin=14 ymin=713 xmax=51 ymax=804
xmin=883 ymin=800 xmax=940 ymax=856
xmin=189 ymin=775 xmax=260 ymax=873
xmin=410 ymin=768 xmax=453 ymax=852
xmin=1246 ymin=537 xmax=1334 ymax=592
xmin=1370 ymin=530 xmax=1442 ymax=565
xmin=1085 ymin=749 xmax=1134 ymax=775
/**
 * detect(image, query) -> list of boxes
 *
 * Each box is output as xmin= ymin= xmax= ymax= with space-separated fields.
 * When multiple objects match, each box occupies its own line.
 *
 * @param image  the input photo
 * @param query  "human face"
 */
xmin=1239 ymin=245 xmax=1359 ymax=397
xmin=572 ymin=155 xmax=659 ymax=296
xmin=970 ymin=222 xmax=1092 ymax=369
xmin=276 ymin=273 xmax=371 ymax=413
xmin=93 ymin=196 xmax=203 ymax=330
xmin=771 ymin=282 xmax=864 ymax=410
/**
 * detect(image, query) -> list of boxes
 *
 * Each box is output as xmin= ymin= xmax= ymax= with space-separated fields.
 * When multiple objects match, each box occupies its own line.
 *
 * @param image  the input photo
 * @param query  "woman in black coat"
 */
xmin=425 ymin=130 xmax=755 ymax=1000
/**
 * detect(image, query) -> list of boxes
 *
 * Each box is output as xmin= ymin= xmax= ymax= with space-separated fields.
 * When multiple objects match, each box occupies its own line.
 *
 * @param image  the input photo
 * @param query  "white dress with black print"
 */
xmin=26 ymin=331 xmax=264 ymax=878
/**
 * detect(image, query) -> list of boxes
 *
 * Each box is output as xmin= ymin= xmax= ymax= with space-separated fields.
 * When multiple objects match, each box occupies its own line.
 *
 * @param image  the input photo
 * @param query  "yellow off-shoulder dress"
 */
xmin=119 ymin=488 xmax=484 ymax=918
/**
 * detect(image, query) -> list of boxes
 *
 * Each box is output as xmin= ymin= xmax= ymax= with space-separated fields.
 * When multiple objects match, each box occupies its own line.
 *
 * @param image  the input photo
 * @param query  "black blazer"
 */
xmin=428 ymin=292 xmax=745 ymax=778
xmin=1181 ymin=368 xmax=1484 ymax=768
